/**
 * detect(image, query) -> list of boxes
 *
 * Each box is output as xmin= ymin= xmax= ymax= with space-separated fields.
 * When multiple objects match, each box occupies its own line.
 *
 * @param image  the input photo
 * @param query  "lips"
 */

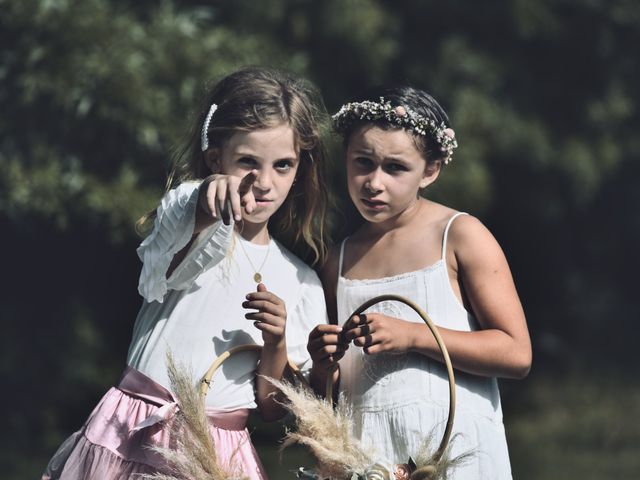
xmin=361 ymin=198 xmax=387 ymax=209
xmin=254 ymin=198 xmax=273 ymax=207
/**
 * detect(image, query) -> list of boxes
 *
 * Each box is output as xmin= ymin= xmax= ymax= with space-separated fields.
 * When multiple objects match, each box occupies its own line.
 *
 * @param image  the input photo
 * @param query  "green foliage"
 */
xmin=0 ymin=0 xmax=300 ymax=240
xmin=2 ymin=0 xmax=640 ymax=478
xmin=507 ymin=371 xmax=640 ymax=479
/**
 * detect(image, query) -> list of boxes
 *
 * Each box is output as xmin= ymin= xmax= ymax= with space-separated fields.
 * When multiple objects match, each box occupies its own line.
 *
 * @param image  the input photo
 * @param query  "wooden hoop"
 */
xmin=199 ymin=344 xmax=307 ymax=403
xmin=326 ymin=294 xmax=456 ymax=461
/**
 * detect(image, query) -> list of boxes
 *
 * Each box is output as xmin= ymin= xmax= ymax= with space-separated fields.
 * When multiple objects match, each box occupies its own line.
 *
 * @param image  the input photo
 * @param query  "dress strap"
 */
xmin=441 ymin=212 xmax=469 ymax=261
xmin=338 ymin=238 xmax=348 ymax=278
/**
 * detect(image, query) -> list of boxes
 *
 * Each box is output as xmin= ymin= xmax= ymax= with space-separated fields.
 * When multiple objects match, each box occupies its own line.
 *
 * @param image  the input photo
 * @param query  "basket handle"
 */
xmin=199 ymin=344 xmax=307 ymax=404
xmin=326 ymin=294 xmax=456 ymax=461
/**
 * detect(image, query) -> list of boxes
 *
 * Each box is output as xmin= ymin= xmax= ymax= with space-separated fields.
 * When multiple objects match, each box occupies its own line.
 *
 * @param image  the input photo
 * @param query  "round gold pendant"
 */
xmin=253 ymin=272 xmax=262 ymax=283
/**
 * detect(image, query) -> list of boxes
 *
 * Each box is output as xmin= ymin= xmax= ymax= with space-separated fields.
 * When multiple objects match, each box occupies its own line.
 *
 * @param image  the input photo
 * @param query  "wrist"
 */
xmin=407 ymin=322 xmax=422 ymax=353
xmin=262 ymin=339 xmax=287 ymax=352
xmin=311 ymin=361 xmax=330 ymax=375
xmin=310 ymin=362 xmax=338 ymax=392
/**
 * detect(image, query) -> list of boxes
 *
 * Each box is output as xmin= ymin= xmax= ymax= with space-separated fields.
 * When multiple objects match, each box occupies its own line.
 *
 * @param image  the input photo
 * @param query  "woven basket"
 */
xmin=327 ymin=294 xmax=456 ymax=463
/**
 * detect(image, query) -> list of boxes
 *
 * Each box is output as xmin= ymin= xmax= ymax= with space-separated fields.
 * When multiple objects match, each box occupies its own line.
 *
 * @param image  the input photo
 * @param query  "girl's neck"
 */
xmin=235 ymin=221 xmax=270 ymax=245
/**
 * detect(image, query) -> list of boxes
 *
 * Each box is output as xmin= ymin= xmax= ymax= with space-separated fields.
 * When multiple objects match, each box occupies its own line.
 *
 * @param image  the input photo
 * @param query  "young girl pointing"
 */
xmin=43 ymin=67 xmax=329 ymax=480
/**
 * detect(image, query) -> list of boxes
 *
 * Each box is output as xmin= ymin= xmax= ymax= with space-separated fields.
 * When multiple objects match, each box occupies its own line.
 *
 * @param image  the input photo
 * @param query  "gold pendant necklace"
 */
xmin=237 ymin=233 xmax=271 ymax=283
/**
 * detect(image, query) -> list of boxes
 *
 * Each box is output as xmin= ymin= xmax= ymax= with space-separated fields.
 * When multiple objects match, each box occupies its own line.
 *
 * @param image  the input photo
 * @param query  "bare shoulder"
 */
xmin=420 ymin=200 xmax=461 ymax=232
xmin=446 ymin=214 xmax=508 ymax=269
xmin=448 ymin=214 xmax=493 ymax=242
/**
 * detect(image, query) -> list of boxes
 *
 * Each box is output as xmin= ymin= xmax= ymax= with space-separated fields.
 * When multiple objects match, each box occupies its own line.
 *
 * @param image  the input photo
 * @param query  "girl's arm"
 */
xmin=308 ymin=247 xmax=345 ymax=398
xmin=243 ymin=283 xmax=289 ymax=421
xmin=167 ymin=172 xmax=258 ymax=277
xmin=442 ymin=215 xmax=532 ymax=378
xmin=345 ymin=216 xmax=532 ymax=379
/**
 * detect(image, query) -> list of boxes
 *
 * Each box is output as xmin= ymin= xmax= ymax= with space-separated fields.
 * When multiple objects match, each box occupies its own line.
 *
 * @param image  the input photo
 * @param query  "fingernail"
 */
xmin=336 ymin=326 xmax=343 ymax=332
xmin=234 ymin=214 xmax=241 ymax=221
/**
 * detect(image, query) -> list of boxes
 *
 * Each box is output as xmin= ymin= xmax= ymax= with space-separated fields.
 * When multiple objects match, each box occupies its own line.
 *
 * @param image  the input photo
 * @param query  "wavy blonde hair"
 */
xmin=140 ymin=67 xmax=329 ymax=266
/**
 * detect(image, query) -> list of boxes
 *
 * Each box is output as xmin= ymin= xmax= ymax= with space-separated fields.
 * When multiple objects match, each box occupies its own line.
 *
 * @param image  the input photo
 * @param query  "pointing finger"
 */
xmin=228 ymin=179 xmax=243 ymax=222
xmin=205 ymin=182 xmax=218 ymax=219
xmin=239 ymin=170 xmax=258 ymax=195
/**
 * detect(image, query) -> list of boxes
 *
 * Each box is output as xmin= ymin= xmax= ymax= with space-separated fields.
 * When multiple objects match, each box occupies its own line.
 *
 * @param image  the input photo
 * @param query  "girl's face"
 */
xmin=346 ymin=125 xmax=439 ymax=224
xmin=214 ymin=123 xmax=299 ymax=227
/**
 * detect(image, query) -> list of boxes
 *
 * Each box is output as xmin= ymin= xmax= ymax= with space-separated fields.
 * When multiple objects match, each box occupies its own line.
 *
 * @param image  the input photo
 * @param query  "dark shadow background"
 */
xmin=2 ymin=1 xmax=639 ymax=478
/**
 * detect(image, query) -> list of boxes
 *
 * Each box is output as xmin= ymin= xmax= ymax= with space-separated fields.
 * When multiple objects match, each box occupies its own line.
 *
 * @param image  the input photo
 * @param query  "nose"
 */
xmin=253 ymin=168 xmax=272 ymax=192
xmin=364 ymin=168 xmax=384 ymax=193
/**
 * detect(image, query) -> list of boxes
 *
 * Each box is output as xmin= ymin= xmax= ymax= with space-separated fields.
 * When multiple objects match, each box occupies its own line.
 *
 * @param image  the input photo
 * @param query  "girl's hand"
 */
xmin=243 ymin=283 xmax=287 ymax=348
xmin=199 ymin=170 xmax=258 ymax=224
xmin=307 ymin=324 xmax=349 ymax=371
xmin=343 ymin=313 xmax=416 ymax=355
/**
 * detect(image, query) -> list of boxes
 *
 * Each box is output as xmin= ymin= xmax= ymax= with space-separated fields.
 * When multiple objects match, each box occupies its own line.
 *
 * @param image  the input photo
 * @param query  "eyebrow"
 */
xmin=232 ymin=148 xmax=258 ymax=157
xmin=351 ymin=147 xmax=374 ymax=155
xmin=233 ymin=150 xmax=298 ymax=162
xmin=351 ymin=148 xmax=411 ymax=163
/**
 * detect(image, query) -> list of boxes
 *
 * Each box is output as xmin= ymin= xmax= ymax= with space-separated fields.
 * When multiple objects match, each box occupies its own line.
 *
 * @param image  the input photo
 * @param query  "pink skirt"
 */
xmin=42 ymin=366 xmax=268 ymax=480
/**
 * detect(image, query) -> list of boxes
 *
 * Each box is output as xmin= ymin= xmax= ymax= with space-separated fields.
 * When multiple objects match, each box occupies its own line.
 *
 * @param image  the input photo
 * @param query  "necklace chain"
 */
xmin=237 ymin=233 xmax=271 ymax=283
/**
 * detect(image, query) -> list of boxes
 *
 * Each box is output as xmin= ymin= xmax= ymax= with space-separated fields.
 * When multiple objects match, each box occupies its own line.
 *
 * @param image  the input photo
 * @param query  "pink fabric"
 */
xmin=42 ymin=366 xmax=268 ymax=480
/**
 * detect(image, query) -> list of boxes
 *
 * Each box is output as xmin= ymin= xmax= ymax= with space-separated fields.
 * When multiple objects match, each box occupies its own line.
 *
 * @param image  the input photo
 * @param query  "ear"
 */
xmin=203 ymin=148 xmax=221 ymax=174
xmin=419 ymin=160 xmax=442 ymax=189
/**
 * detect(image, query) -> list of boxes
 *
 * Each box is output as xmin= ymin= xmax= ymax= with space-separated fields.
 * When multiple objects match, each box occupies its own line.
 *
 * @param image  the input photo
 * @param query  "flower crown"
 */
xmin=332 ymin=97 xmax=458 ymax=164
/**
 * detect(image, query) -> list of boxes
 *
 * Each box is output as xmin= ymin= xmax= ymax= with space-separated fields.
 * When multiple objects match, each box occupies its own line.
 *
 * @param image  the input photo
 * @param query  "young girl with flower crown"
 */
xmin=307 ymin=87 xmax=532 ymax=479
xmin=42 ymin=67 xmax=329 ymax=480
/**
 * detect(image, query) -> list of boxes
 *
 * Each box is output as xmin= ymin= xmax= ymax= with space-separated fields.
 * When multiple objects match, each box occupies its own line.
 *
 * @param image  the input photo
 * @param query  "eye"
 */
xmin=353 ymin=156 xmax=374 ymax=169
xmin=274 ymin=159 xmax=294 ymax=173
xmin=384 ymin=162 xmax=409 ymax=173
xmin=237 ymin=156 xmax=257 ymax=168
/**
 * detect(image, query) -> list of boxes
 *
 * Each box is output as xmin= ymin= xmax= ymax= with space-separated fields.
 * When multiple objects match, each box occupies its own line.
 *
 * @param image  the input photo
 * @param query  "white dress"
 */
xmin=337 ymin=213 xmax=512 ymax=479
xmin=127 ymin=181 xmax=327 ymax=410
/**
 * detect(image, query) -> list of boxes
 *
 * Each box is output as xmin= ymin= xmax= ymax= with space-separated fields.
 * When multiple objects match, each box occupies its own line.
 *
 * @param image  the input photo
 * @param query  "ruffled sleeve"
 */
xmin=285 ymin=268 xmax=328 ymax=375
xmin=136 ymin=181 xmax=234 ymax=303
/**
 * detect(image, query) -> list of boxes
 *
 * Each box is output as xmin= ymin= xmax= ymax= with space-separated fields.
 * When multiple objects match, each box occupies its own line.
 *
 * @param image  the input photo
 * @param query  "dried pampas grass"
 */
xmin=141 ymin=351 xmax=248 ymax=480
xmin=267 ymin=378 xmax=472 ymax=480
xmin=267 ymin=377 xmax=375 ymax=479
xmin=408 ymin=432 xmax=474 ymax=480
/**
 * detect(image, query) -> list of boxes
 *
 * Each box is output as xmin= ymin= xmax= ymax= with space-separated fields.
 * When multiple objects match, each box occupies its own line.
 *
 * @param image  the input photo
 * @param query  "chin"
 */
xmin=356 ymin=208 xmax=389 ymax=223
xmin=357 ymin=204 xmax=407 ymax=224
xmin=242 ymin=209 xmax=274 ymax=225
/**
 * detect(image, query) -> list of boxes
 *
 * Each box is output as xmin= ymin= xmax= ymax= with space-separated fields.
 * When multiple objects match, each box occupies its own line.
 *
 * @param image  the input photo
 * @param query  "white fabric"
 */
xmin=127 ymin=181 xmax=327 ymax=410
xmin=336 ymin=212 xmax=512 ymax=479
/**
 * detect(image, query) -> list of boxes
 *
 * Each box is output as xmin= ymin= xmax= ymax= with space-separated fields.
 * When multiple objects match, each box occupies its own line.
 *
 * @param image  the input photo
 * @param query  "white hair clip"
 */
xmin=200 ymin=103 xmax=218 ymax=151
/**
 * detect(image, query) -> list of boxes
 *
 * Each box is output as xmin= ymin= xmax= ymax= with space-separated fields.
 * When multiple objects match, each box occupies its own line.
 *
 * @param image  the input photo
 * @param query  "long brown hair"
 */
xmin=141 ymin=67 xmax=329 ymax=266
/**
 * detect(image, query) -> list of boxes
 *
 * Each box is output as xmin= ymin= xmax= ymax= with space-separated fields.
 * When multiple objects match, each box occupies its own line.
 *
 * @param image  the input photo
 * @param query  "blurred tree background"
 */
xmin=2 ymin=0 xmax=639 ymax=478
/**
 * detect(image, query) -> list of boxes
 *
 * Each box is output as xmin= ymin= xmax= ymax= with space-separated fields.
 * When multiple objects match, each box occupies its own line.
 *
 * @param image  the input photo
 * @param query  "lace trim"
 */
xmin=339 ymin=259 xmax=445 ymax=285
